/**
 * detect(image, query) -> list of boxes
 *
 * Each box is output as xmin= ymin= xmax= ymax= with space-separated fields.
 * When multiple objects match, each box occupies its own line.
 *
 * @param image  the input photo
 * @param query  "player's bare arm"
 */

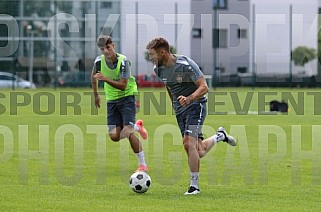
xmin=93 ymin=72 xmax=128 ymax=91
xmin=190 ymin=76 xmax=209 ymax=100
xmin=166 ymin=86 xmax=173 ymax=103
xmin=177 ymin=76 xmax=208 ymax=107
xmin=91 ymin=68 xmax=101 ymax=108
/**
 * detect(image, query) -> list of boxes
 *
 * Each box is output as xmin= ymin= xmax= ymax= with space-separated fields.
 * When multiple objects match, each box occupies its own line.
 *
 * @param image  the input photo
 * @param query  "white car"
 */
xmin=0 ymin=72 xmax=36 ymax=89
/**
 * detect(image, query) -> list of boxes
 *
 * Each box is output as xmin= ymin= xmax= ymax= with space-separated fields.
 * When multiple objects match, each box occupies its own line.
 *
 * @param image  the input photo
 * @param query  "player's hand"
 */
xmin=177 ymin=95 xmax=192 ymax=107
xmin=94 ymin=72 xmax=105 ymax=81
xmin=94 ymin=95 xmax=101 ymax=108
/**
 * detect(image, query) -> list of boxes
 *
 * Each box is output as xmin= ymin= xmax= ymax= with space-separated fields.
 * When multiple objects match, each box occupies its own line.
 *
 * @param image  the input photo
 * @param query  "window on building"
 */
xmin=83 ymin=2 xmax=91 ymax=10
xmin=0 ymin=24 xmax=8 ymax=48
xmin=213 ymin=0 xmax=227 ymax=9
xmin=237 ymin=67 xmax=248 ymax=73
xmin=221 ymin=66 xmax=226 ymax=73
xmin=101 ymin=27 xmax=113 ymax=36
xmin=213 ymin=29 xmax=228 ymax=48
xmin=101 ymin=2 xmax=112 ymax=8
xmin=192 ymin=28 xmax=202 ymax=38
xmin=237 ymin=29 xmax=247 ymax=39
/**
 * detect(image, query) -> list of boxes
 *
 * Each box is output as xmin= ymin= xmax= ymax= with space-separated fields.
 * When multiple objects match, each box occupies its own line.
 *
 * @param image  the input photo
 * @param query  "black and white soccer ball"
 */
xmin=129 ymin=171 xmax=151 ymax=193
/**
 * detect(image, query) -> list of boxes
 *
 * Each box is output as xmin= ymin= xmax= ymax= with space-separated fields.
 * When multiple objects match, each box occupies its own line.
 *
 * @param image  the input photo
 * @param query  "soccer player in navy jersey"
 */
xmin=146 ymin=37 xmax=236 ymax=194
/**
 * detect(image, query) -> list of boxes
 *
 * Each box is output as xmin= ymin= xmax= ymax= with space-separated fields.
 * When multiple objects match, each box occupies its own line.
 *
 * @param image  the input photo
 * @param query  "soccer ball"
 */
xmin=129 ymin=171 xmax=151 ymax=193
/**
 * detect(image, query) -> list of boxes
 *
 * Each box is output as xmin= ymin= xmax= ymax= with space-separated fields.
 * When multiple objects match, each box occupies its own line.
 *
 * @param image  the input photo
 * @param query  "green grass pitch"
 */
xmin=0 ymin=87 xmax=321 ymax=211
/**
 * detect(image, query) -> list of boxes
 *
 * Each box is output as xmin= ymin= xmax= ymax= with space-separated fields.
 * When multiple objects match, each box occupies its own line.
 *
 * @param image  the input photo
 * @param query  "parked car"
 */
xmin=137 ymin=74 xmax=164 ymax=88
xmin=0 ymin=72 xmax=36 ymax=89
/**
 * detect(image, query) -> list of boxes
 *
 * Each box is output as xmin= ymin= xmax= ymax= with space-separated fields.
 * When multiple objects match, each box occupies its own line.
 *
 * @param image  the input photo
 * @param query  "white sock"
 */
xmin=212 ymin=132 xmax=225 ymax=143
xmin=136 ymin=151 xmax=147 ymax=166
xmin=134 ymin=124 xmax=139 ymax=132
xmin=190 ymin=172 xmax=199 ymax=189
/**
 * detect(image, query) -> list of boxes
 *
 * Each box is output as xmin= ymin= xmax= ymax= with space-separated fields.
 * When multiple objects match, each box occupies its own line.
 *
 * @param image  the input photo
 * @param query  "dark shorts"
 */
xmin=175 ymin=102 xmax=207 ymax=139
xmin=107 ymin=95 xmax=136 ymax=131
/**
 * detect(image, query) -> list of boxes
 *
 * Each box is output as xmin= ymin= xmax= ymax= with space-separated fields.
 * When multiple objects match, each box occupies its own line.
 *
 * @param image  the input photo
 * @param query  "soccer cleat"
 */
xmin=136 ymin=119 xmax=148 ymax=140
xmin=217 ymin=127 xmax=236 ymax=146
xmin=135 ymin=164 xmax=149 ymax=172
xmin=184 ymin=186 xmax=200 ymax=195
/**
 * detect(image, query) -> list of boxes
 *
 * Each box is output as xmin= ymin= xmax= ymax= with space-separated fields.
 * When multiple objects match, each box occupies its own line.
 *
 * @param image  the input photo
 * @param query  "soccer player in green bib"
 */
xmin=91 ymin=35 xmax=148 ymax=172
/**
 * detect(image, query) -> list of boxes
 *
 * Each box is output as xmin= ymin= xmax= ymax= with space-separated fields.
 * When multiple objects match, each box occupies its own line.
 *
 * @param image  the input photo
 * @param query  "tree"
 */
xmin=292 ymin=46 xmax=316 ymax=66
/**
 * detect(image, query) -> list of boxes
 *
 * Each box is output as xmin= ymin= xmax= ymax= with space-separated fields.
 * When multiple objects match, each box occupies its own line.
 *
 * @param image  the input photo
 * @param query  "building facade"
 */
xmin=0 ymin=0 xmax=121 ymax=86
xmin=0 ymin=0 xmax=318 ymax=86
xmin=119 ymin=0 xmax=251 ymax=77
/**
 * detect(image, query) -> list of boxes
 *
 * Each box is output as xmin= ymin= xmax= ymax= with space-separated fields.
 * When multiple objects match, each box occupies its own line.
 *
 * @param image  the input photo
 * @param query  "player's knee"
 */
xmin=199 ymin=152 xmax=205 ymax=158
xmin=120 ymin=126 xmax=134 ymax=139
xmin=183 ymin=137 xmax=196 ymax=152
xmin=123 ymin=131 xmax=132 ymax=138
xmin=109 ymin=134 xmax=120 ymax=142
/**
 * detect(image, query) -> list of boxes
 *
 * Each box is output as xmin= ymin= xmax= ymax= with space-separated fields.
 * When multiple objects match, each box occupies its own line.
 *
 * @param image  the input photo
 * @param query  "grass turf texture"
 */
xmin=0 ymin=87 xmax=321 ymax=211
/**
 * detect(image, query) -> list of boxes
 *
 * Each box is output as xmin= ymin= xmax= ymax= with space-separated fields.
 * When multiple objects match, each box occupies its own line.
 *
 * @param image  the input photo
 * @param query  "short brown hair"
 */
xmin=97 ymin=35 xmax=113 ymax=47
xmin=146 ymin=37 xmax=170 ymax=52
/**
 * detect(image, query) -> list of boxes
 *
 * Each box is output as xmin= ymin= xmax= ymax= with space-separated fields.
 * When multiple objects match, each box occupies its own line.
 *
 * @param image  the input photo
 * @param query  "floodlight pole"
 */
xmin=135 ymin=1 xmax=138 ymax=78
xmin=213 ymin=6 xmax=217 ymax=89
xmin=174 ymin=2 xmax=178 ymax=50
xmin=252 ymin=4 xmax=256 ymax=89
xmin=289 ymin=4 xmax=293 ymax=87
xmin=27 ymin=25 xmax=34 ymax=84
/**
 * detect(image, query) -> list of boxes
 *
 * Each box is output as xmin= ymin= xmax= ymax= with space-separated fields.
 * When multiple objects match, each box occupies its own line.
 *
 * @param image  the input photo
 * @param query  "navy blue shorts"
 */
xmin=106 ymin=95 xmax=136 ymax=131
xmin=175 ymin=102 xmax=207 ymax=139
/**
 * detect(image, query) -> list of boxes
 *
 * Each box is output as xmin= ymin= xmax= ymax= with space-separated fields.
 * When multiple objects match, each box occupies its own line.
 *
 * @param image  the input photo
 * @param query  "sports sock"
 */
xmin=134 ymin=124 xmax=139 ymax=132
xmin=136 ymin=151 xmax=147 ymax=166
xmin=190 ymin=172 xmax=199 ymax=189
xmin=211 ymin=132 xmax=226 ymax=143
